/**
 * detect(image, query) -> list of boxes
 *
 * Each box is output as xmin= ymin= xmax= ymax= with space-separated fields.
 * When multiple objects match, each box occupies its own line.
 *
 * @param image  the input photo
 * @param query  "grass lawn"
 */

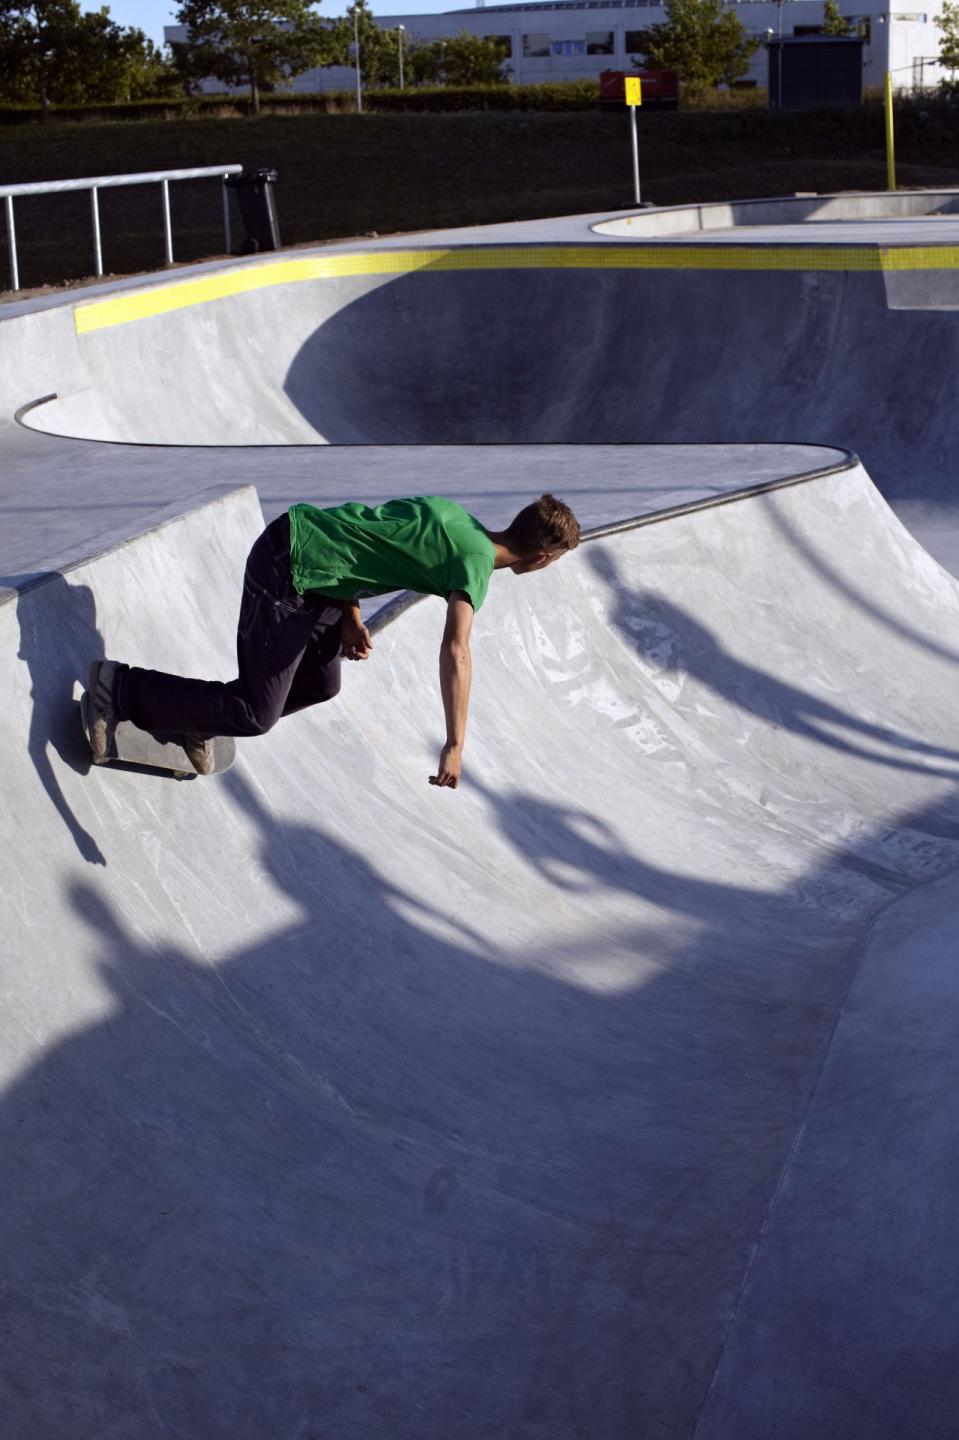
xmin=2 ymin=106 xmax=958 ymax=293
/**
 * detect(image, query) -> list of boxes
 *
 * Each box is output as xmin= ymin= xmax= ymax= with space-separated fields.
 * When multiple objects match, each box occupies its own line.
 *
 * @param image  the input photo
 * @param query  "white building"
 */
xmin=165 ymin=0 xmax=950 ymax=96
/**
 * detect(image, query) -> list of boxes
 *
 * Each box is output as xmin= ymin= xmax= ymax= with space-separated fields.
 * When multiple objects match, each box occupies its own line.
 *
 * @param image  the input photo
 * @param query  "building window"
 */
xmin=586 ymin=30 xmax=615 ymax=54
xmin=523 ymin=32 xmax=550 ymax=56
xmin=625 ymin=29 xmax=650 ymax=53
xmin=552 ymin=38 xmax=586 ymax=55
xmin=491 ymin=34 xmax=512 ymax=55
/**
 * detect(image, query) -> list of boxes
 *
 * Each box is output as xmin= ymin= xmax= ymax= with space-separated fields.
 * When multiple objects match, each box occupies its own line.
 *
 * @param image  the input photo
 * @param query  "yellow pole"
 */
xmin=884 ymin=71 xmax=896 ymax=191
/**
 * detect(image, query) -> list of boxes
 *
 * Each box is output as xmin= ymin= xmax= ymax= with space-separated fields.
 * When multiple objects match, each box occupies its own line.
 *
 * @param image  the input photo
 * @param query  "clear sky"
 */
xmin=85 ymin=0 xmax=480 ymax=48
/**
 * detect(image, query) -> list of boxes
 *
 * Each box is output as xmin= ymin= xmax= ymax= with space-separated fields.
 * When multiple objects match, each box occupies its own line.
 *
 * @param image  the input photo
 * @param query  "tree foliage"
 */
xmin=331 ymin=4 xmax=508 ymax=89
xmin=406 ymin=32 xmax=509 ymax=87
xmin=328 ymin=0 xmax=401 ymax=87
xmin=632 ymin=0 xmax=759 ymax=91
xmin=172 ymin=0 xmax=333 ymax=111
xmin=822 ymin=0 xmax=851 ymax=35
xmin=0 ymin=0 xmax=178 ymax=110
xmin=936 ymin=0 xmax=959 ymax=69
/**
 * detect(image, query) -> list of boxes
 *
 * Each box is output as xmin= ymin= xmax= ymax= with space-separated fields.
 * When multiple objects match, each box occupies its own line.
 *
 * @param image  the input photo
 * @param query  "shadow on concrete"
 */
xmin=587 ymin=546 xmax=959 ymax=778
xmin=12 ymin=574 xmax=106 ymax=866
xmin=0 ymin=763 xmax=770 ymax=1437
xmin=280 ymin=264 xmax=959 ymax=538
xmin=4 ymin=747 xmax=959 ymax=1436
xmin=0 ymin=572 xmax=57 ymax=592
xmin=282 ymin=270 xmax=635 ymax=446
xmin=760 ymin=491 xmax=959 ymax=666
xmin=470 ymin=774 xmax=923 ymax=911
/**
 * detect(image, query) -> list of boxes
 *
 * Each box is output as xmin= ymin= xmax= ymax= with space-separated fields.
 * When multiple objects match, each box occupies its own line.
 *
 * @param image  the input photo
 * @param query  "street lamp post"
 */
xmin=353 ymin=6 xmax=363 ymax=113
xmin=777 ymin=0 xmax=785 ymax=108
xmin=398 ymin=24 xmax=405 ymax=88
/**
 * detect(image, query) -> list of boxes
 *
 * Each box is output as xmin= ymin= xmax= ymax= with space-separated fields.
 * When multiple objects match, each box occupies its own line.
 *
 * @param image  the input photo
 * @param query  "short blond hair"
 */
xmin=504 ymin=494 xmax=581 ymax=557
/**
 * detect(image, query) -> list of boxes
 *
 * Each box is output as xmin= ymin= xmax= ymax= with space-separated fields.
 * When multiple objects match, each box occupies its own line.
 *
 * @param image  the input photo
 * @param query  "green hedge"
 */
xmin=0 ymin=97 xmax=204 ymax=124
xmin=3 ymin=80 xmax=954 ymax=125
xmin=0 ymin=80 xmax=603 ymax=124
xmin=360 ymin=80 xmax=600 ymax=112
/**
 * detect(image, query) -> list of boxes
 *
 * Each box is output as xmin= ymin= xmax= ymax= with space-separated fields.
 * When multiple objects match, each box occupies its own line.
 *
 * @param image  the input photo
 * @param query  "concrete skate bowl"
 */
xmin=7 ymin=210 xmax=959 ymax=1437
xmin=7 ymin=459 xmax=959 ymax=1439
xmin=22 ymin=241 xmax=959 ymax=519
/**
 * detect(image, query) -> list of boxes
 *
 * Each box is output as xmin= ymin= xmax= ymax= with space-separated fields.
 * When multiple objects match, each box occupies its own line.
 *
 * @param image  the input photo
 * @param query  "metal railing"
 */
xmin=0 ymin=164 xmax=244 ymax=293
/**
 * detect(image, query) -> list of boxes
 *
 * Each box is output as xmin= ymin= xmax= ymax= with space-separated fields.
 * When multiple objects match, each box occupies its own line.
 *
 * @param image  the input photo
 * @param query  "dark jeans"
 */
xmin=117 ymin=514 xmax=343 ymax=739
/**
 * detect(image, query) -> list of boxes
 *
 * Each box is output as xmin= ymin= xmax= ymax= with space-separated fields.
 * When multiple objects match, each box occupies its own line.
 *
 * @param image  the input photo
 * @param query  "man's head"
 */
xmin=499 ymin=494 xmax=581 ymax=574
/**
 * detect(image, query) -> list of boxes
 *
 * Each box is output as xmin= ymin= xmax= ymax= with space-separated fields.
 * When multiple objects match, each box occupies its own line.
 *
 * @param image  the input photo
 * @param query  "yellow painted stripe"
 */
xmin=74 ymin=242 xmax=959 ymax=334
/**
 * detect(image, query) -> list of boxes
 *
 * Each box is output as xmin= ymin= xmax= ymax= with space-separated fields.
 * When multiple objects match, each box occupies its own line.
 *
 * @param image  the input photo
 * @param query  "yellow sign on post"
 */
xmin=624 ymin=77 xmax=642 ymax=203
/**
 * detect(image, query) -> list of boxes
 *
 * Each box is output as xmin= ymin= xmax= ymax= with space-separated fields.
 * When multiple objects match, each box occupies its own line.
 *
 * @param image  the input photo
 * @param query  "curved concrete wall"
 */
xmin=592 ymin=187 xmax=959 ymax=237
xmin=7 ymin=199 xmax=959 ymax=1437
xmin=12 ymin=244 xmax=959 ymax=514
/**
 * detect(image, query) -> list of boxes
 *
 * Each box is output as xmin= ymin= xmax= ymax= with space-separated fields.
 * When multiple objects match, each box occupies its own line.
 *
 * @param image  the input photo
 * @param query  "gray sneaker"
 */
xmin=182 ymin=735 xmax=215 ymax=775
xmin=87 ymin=659 xmax=120 ymax=762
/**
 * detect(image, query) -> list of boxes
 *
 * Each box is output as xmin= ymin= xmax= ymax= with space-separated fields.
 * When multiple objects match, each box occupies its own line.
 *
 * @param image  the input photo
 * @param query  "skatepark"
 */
xmin=4 ymin=191 xmax=959 ymax=1437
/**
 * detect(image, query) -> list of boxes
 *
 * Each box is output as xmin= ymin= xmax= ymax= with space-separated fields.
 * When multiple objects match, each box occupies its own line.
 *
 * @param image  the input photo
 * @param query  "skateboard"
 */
xmin=80 ymin=692 xmax=236 ymax=780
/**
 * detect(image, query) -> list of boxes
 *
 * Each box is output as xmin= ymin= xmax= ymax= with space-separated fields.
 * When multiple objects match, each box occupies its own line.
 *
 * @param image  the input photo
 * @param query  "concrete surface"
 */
xmin=610 ymin=217 xmax=959 ymax=243
xmin=6 ymin=201 xmax=959 ymax=568
xmin=0 ymin=438 xmax=844 ymax=595
xmin=4 ymin=194 xmax=959 ymax=1438
xmin=5 ymin=468 xmax=959 ymax=1439
xmin=7 ymin=188 xmax=955 ymax=319
xmin=591 ymin=188 xmax=959 ymax=238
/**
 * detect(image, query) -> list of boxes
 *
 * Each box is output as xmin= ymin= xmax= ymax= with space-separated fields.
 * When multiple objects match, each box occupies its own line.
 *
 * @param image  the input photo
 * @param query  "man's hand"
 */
xmin=430 ymin=742 xmax=463 ymax=789
xmin=341 ymin=607 xmax=373 ymax=662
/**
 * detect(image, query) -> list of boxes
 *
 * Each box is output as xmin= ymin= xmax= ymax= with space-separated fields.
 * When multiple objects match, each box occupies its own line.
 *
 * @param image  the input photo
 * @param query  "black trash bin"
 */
xmin=225 ymin=167 xmax=282 ymax=254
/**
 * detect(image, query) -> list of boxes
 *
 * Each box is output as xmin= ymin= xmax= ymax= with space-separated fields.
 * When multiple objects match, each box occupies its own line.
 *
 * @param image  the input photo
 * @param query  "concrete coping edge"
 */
xmin=368 ymin=448 xmax=860 ymax=636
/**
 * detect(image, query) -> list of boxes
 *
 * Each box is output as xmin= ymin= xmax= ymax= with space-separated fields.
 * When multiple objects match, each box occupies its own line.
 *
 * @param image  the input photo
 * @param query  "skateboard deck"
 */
xmin=80 ymin=692 xmax=236 ymax=779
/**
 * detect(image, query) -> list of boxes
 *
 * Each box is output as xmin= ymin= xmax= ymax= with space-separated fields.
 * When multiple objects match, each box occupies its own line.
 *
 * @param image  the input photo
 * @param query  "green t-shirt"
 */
xmin=288 ymin=495 xmax=496 ymax=611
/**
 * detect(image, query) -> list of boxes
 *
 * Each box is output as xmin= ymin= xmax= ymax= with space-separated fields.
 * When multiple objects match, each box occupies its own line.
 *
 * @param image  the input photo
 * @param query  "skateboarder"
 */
xmin=88 ymin=493 xmax=581 ymax=788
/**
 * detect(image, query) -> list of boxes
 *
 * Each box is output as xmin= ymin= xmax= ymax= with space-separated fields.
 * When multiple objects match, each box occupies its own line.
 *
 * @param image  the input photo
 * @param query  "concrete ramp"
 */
xmin=5 ymin=467 xmax=959 ymax=1438
xmin=20 ymin=246 xmax=959 ymax=519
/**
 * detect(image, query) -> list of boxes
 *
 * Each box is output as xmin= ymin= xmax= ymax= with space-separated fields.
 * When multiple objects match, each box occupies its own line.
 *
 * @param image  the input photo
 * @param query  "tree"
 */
xmin=123 ymin=36 xmax=184 ymax=100
xmin=936 ymin=0 xmax=959 ymax=69
xmin=822 ymin=0 xmax=850 ymax=36
xmin=407 ymin=31 xmax=509 ymax=87
xmin=632 ymin=0 xmax=760 ymax=92
xmin=329 ymin=0 xmax=403 ymax=88
xmin=172 ymin=0 xmax=333 ymax=112
xmin=0 ymin=0 xmax=80 ymax=114
xmin=0 ymin=1 xmax=178 ymax=111
xmin=52 ymin=14 xmax=180 ymax=103
xmin=331 ymin=4 xmax=508 ymax=90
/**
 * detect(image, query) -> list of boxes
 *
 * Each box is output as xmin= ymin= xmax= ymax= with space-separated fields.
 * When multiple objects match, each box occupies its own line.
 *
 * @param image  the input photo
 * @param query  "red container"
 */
xmin=598 ymin=69 xmax=680 ymax=109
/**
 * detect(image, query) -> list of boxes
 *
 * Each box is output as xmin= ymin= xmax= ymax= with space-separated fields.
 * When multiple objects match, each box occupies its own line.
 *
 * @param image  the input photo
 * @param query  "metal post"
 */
xmin=90 ymin=187 xmax=103 ymax=277
xmin=5 ymin=194 xmax=18 ymax=292
xmin=884 ymin=70 xmax=896 ymax=191
xmin=354 ymin=8 xmax=363 ymax=113
xmin=161 ymin=178 xmax=173 ymax=265
xmin=629 ymin=105 xmax=641 ymax=206
xmin=398 ymin=25 xmax=405 ymax=88
xmin=777 ymin=0 xmax=784 ymax=108
xmin=222 ymin=174 xmax=232 ymax=255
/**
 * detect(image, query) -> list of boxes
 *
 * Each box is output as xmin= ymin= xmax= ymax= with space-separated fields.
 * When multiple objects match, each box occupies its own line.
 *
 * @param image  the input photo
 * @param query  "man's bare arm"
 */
xmin=430 ymin=591 xmax=474 ymax=789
